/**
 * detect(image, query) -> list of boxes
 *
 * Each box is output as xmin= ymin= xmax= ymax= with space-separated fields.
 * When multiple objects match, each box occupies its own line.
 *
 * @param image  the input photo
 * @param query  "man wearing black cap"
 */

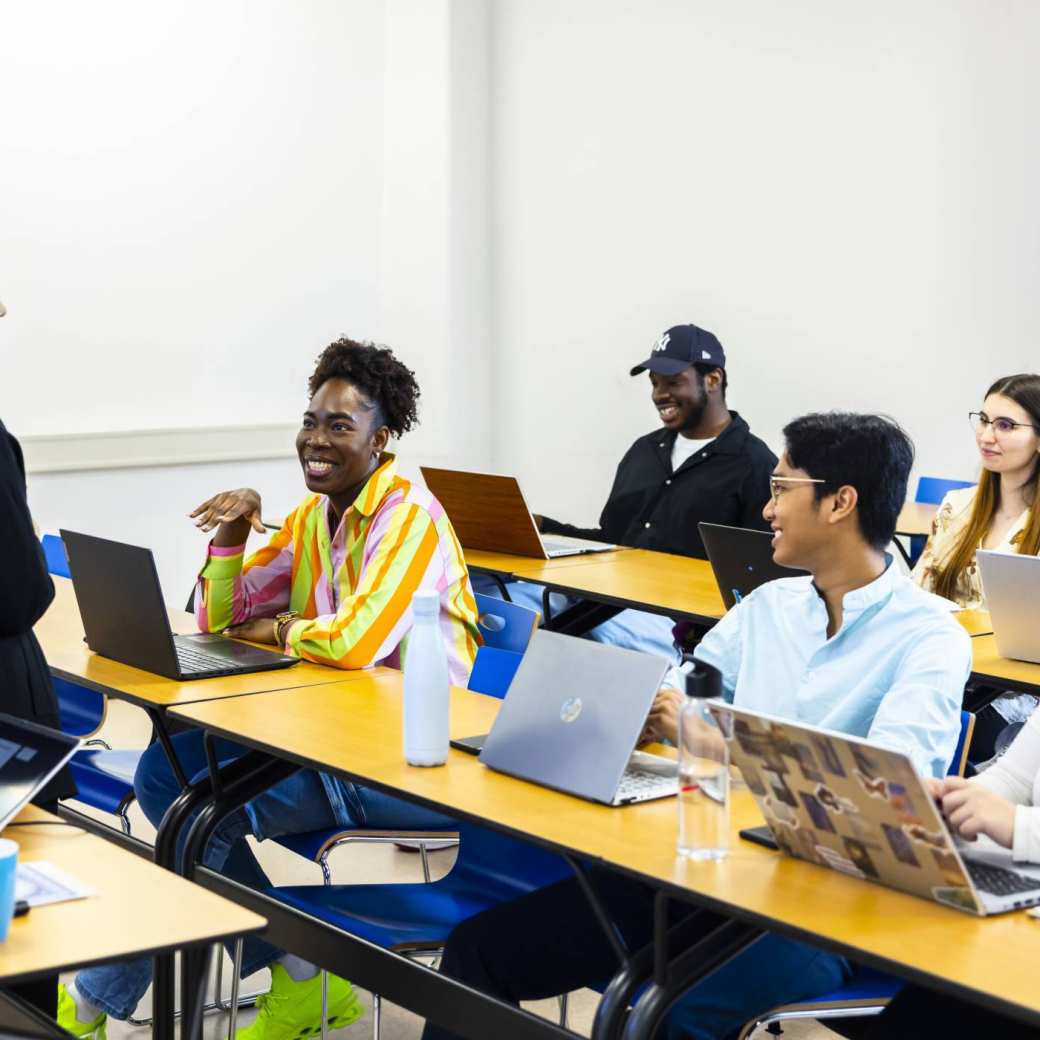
xmin=478 ymin=324 xmax=775 ymax=661
xmin=539 ymin=323 xmax=776 ymax=559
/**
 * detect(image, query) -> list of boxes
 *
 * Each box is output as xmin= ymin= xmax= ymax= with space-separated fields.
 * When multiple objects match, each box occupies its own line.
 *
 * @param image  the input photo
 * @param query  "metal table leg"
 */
xmin=618 ymin=894 xmax=764 ymax=1040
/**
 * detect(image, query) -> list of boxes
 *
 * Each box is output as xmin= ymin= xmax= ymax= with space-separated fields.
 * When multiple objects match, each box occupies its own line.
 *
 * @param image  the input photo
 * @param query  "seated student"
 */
xmin=421 ymin=412 xmax=971 ymax=1040
xmin=481 ymin=323 xmax=775 ymax=661
xmin=60 ymin=338 xmax=482 ymax=1040
xmin=913 ymin=373 xmax=1040 ymax=757
xmin=861 ymin=706 xmax=1040 ymax=1039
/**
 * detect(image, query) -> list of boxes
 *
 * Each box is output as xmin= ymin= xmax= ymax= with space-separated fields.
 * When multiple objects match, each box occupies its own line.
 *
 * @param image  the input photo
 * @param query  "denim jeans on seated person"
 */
xmin=76 ymin=730 xmax=454 ymax=1020
xmin=471 ymin=575 xmax=680 ymax=665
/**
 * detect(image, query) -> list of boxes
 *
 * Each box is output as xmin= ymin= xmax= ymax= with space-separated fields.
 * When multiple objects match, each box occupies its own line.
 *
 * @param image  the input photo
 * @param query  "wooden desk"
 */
xmin=896 ymin=502 xmax=938 ymax=537
xmin=519 ymin=548 xmax=726 ymax=623
xmin=34 ymin=578 xmax=352 ymax=711
xmin=171 ymin=673 xmax=1040 ymax=1029
xmin=957 ymin=609 xmax=994 ymax=638
xmin=0 ymin=806 xmax=264 ymax=984
xmin=972 ymin=634 xmax=1040 ymax=694
xmin=464 ymin=547 xmax=635 ymax=580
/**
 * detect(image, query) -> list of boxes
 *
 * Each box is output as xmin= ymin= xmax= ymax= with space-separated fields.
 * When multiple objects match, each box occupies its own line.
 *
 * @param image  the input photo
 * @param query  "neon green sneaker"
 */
xmin=235 ymin=964 xmax=363 ymax=1040
xmin=57 ymin=984 xmax=107 ymax=1040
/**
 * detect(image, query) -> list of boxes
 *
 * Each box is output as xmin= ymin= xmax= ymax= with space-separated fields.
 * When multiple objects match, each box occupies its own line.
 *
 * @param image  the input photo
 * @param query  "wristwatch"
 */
xmin=274 ymin=610 xmax=300 ymax=648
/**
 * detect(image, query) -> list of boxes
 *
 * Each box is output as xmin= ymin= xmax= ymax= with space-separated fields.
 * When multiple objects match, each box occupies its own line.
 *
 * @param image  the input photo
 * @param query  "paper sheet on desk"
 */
xmin=15 ymin=861 xmax=93 ymax=907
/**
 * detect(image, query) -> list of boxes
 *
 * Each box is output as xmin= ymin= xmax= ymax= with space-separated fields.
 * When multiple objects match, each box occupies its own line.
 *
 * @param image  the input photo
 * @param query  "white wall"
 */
xmin=1 ymin=0 xmax=387 ymax=435
xmin=490 ymin=0 xmax=1040 ymax=524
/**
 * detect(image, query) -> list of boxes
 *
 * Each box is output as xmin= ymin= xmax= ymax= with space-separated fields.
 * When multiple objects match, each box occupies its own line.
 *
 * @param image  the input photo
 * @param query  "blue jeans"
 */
xmin=76 ymin=731 xmax=454 ymax=1020
xmin=474 ymin=576 xmax=680 ymax=665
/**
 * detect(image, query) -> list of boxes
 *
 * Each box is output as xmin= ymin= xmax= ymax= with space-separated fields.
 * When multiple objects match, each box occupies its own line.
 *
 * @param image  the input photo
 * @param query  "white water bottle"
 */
xmin=678 ymin=660 xmax=730 ymax=860
xmin=403 ymin=591 xmax=450 ymax=766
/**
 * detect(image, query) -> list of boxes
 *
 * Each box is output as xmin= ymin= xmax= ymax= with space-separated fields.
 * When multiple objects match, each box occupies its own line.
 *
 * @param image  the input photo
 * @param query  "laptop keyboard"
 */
xmin=617 ymin=767 xmax=678 ymax=801
xmin=965 ymin=860 xmax=1040 ymax=897
xmin=175 ymin=645 xmax=239 ymax=676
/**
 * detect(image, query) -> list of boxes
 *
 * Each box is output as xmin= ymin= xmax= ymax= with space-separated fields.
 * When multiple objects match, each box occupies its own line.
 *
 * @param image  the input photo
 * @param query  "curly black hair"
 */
xmin=308 ymin=337 xmax=421 ymax=438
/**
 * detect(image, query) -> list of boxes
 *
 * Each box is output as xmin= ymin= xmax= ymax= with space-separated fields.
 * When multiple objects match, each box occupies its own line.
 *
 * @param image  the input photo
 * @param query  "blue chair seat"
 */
xmin=272 ymin=879 xmax=516 ymax=949
xmin=269 ymin=821 xmax=571 ymax=951
xmin=809 ymin=966 xmax=901 ymax=1005
xmin=69 ymin=749 xmax=142 ymax=817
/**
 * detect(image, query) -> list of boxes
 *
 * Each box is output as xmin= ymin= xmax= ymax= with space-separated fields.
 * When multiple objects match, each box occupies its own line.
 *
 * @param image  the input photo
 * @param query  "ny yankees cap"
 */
xmin=629 ymin=324 xmax=726 ymax=377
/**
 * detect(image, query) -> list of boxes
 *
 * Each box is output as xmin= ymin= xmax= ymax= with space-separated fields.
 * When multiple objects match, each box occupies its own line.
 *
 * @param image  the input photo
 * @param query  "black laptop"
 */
xmin=698 ymin=522 xmax=806 ymax=609
xmin=61 ymin=530 xmax=299 ymax=681
xmin=0 ymin=714 xmax=80 ymax=831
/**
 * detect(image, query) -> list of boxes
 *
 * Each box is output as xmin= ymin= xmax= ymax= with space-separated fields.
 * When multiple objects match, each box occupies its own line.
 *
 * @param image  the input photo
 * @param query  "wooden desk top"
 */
xmin=972 ymin=634 xmax=1040 ymax=694
xmin=170 ymin=673 xmax=1040 ymax=1024
xmin=957 ymin=610 xmax=994 ymax=638
xmin=0 ymin=806 xmax=264 ymax=982
xmin=463 ymin=547 xmax=633 ymax=580
xmin=521 ymin=548 xmax=726 ymax=622
xmin=34 ymin=578 xmax=358 ymax=709
xmin=897 ymin=502 xmax=938 ymax=537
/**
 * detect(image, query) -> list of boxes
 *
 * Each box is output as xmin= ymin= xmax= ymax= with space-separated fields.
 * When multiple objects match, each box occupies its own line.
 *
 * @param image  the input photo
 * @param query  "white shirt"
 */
xmin=671 ymin=436 xmax=713 ymax=473
xmin=681 ymin=561 xmax=971 ymax=778
xmin=974 ymin=710 xmax=1040 ymax=863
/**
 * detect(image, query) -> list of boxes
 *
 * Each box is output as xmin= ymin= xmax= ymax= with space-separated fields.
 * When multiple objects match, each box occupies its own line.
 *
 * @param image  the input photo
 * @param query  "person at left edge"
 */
xmin=0 ymin=298 xmax=73 ymax=1022
xmin=61 ymin=338 xmax=481 ymax=1040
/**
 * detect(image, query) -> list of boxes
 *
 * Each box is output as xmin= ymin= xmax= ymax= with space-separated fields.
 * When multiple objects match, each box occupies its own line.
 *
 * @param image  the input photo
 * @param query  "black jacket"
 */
xmin=0 ymin=421 xmax=74 ymax=802
xmin=541 ymin=412 xmax=776 ymax=560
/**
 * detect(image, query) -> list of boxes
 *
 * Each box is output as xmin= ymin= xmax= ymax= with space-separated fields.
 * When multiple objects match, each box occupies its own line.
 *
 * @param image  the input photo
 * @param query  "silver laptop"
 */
xmin=977 ymin=549 xmax=1040 ymax=663
xmin=479 ymin=630 xmax=677 ymax=805
xmin=420 ymin=467 xmax=615 ymax=558
xmin=713 ymin=703 xmax=1040 ymax=915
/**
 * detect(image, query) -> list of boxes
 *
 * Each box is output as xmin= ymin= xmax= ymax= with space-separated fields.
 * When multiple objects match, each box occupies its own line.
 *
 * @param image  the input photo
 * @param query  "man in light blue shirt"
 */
xmin=423 ymin=411 xmax=972 ymax=1040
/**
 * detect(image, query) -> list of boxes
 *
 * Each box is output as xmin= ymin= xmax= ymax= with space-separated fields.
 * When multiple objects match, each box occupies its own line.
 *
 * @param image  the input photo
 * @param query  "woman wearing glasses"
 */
xmin=913 ymin=373 xmax=1040 ymax=756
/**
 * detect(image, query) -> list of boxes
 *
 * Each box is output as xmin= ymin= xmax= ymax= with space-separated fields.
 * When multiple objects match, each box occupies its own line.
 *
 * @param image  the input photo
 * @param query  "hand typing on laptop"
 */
xmin=927 ymin=776 xmax=1016 ymax=849
xmin=639 ymin=688 xmax=683 ymax=744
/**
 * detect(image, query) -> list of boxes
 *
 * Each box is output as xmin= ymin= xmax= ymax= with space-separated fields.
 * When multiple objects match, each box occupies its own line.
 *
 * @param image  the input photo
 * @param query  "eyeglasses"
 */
xmin=769 ymin=476 xmax=826 ymax=503
xmin=969 ymin=412 xmax=1039 ymax=438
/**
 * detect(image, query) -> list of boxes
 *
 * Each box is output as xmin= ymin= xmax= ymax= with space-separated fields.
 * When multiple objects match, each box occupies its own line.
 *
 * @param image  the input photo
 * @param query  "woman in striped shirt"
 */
xmin=62 ymin=339 xmax=481 ymax=1040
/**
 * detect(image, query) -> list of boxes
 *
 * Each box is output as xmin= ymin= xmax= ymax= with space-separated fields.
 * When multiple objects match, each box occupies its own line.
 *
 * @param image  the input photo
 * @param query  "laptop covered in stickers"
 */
xmin=710 ymin=703 xmax=1040 ymax=916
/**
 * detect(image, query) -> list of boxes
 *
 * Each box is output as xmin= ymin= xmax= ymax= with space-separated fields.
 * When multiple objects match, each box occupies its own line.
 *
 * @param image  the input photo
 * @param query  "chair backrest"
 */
xmin=467 ymin=646 xmax=522 ymax=700
xmin=950 ymin=710 xmax=975 ymax=778
xmin=915 ymin=476 xmax=975 ymax=506
xmin=474 ymin=593 xmax=539 ymax=654
xmin=41 ymin=534 xmax=71 ymax=578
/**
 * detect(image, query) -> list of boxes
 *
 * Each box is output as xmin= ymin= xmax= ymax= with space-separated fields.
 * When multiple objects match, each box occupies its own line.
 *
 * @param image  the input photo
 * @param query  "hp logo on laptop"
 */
xmin=560 ymin=697 xmax=583 ymax=723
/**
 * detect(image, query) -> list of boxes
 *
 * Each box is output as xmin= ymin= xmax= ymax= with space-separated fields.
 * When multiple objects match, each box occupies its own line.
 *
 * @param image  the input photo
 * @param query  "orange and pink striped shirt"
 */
xmin=195 ymin=455 xmax=480 ymax=684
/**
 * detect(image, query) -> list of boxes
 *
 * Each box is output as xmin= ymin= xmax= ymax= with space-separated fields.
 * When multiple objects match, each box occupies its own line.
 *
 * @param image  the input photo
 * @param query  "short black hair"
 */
xmin=782 ymin=412 xmax=914 ymax=551
xmin=308 ymin=337 xmax=420 ymax=438
xmin=693 ymin=363 xmax=728 ymax=395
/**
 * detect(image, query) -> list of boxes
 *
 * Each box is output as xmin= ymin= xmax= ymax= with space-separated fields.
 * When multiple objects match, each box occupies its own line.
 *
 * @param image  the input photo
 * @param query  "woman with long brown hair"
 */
xmin=914 ymin=373 xmax=1040 ymax=753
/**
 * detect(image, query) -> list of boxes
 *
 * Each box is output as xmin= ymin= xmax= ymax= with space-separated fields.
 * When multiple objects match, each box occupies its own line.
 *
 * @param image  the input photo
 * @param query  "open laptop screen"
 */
xmin=0 ymin=715 xmax=79 ymax=831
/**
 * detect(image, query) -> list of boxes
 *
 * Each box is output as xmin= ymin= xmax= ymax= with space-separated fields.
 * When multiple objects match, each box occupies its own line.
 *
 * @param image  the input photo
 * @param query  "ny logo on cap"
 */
xmin=652 ymin=332 xmax=671 ymax=354
xmin=702 ymin=349 xmax=712 ymax=359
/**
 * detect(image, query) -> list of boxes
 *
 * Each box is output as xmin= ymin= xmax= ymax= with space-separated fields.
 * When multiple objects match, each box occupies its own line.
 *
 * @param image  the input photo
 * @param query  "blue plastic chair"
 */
xmin=908 ymin=476 xmax=976 ymax=566
xmin=43 ymin=534 xmax=144 ymax=833
xmin=740 ymin=710 xmax=975 ymax=1037
xmin=269 ymin=818 xmax=572 ymax=1038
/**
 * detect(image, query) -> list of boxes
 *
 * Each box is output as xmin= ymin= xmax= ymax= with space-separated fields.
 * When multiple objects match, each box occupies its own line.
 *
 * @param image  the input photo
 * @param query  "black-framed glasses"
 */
xmin=969 ymin=412 xmax=1039 ymax=437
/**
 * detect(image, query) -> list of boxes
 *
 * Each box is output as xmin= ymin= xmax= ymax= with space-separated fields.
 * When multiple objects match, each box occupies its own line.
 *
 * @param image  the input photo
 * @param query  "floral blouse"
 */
xmin=912 ymin=485 xmax=1029 ymax=610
